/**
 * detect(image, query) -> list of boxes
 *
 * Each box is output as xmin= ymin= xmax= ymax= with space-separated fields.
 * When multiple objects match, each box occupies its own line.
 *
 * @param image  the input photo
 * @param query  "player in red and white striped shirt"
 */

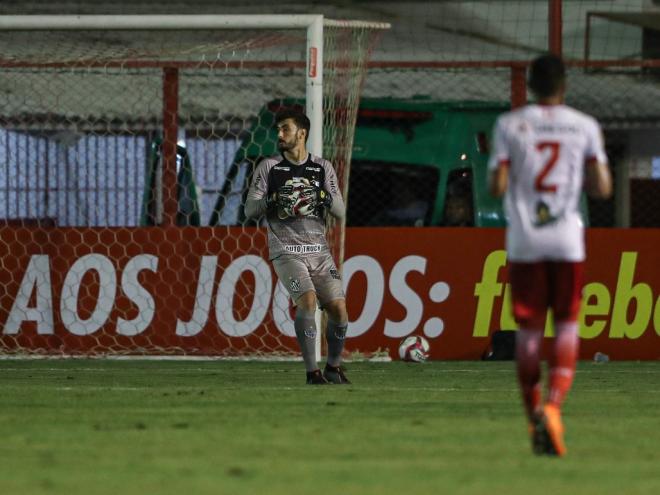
xmin=488 ymin=54 xmax=612 ymax=456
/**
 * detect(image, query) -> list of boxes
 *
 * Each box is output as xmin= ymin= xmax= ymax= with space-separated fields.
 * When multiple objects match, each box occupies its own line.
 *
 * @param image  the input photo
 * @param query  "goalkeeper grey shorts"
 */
xmin=272 ymin=250 xmax=345 ymax=307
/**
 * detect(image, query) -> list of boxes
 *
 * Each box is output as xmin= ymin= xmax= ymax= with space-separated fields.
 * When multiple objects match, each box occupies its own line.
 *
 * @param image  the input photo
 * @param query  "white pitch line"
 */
xmin=53 ymin=386 xmax=156 ymax=391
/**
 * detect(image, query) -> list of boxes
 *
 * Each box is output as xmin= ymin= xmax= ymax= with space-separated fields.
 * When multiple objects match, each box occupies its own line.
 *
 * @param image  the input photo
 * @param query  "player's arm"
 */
xmin=489 ymin=165 xmax=509 ymax=198
xmin=244 ymin=159 xmax=274 ymax=219
xmin=321 ymin=161 xmax=345 ymax=219
xmin=245 ymin=159 xmax=296 ymax=218
xmin=584 ymin=124 xmax=612 ymax=199
xmin=585 ymin=160 xmax=612 ymax=199
xmin=487 ymin=117 xmax=510 ymax=198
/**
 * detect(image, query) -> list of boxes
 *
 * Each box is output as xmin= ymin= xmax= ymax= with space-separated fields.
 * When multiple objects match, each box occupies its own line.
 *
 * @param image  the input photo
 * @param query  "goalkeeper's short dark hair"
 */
xmin=275 ymin=109 xmax=311 ymax=142
xmin=528 ymin=53 xmax=566 ymax=99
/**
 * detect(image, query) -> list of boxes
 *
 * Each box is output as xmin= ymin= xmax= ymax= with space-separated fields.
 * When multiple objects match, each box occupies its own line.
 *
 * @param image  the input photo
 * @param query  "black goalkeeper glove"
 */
xmin=266 ymin=185 xmax=295 ymax=210
xmin=299 ymin=186 xmax=332 ymax=211
xmin=317 ymin=188 xmax=333 ymax=209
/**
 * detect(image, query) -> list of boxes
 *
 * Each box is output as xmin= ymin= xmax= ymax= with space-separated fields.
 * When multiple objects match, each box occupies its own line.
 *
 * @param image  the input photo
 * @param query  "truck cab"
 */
xmin=347 ymin=98 xmax=508 ymax=227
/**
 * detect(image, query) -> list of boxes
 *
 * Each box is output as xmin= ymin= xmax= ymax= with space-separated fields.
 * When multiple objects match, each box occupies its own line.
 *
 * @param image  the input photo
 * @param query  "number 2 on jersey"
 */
xmin=535 ymin=141 xmax=560 ymax=193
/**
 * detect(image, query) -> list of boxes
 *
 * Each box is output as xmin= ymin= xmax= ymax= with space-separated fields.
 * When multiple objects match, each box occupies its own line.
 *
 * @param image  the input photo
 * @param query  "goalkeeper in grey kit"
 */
xmin=244 ymin=109 xmax=350 ymax=385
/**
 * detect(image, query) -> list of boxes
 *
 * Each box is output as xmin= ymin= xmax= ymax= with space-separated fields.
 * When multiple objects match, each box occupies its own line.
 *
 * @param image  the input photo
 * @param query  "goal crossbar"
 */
xmin=0 ymin=14 xmax=387 ymax=155
xmin=0 ymin=15 xmax=390 ymax=31
xmin=0 ymin=15 xmax=320 ymax=155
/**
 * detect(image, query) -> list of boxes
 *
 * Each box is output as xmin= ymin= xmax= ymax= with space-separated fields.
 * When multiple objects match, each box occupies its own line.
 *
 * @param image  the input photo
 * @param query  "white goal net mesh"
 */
xmin=0 ymin=19 xmax=385 ymax=357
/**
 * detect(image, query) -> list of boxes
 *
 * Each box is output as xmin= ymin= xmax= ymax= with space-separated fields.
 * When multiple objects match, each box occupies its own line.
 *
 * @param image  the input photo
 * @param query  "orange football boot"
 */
xmin=542 ymin=404 xmax=567 ymax=456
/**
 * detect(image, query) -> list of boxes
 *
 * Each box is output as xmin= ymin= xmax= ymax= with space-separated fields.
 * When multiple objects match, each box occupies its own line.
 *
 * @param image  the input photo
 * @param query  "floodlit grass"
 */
xmin=1 ymin=360 xmax=659 ymax=495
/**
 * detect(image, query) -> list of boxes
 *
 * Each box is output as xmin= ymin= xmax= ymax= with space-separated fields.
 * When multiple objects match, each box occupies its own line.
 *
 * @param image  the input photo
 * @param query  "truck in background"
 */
xmin=208 ymin=97 xmax=513 ymax=228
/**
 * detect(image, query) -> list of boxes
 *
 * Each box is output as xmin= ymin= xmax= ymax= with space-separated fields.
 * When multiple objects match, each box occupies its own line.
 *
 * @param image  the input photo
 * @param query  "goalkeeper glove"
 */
xmin=299 ymin=186 xmax=332 ymax=211
xmin=267 ymin=185 xmax=295 ymax=210
xmin=317 ymin=189 xmax=333 ymax=208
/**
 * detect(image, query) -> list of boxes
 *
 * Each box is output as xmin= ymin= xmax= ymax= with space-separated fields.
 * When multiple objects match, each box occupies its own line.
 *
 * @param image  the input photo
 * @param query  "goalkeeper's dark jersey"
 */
xmin=246 ymin=153 xmax=345 ymax=260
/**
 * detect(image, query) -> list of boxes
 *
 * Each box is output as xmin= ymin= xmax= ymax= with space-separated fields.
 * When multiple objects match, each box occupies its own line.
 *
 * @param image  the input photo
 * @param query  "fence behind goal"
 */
xmin=0 ymin=16 xmax=387 ymax=357
xmin=3 ymin=2 xmax=660 ymax=359
xmin=350 ymin=0 xmax=660 ymax=229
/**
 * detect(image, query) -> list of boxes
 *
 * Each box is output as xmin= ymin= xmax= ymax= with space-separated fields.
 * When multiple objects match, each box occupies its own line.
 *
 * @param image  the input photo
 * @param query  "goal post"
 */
xmin=0 ymin=14 xmax=374 ymax=221
xmin=0 ymin=15 xmax=389 ymax=357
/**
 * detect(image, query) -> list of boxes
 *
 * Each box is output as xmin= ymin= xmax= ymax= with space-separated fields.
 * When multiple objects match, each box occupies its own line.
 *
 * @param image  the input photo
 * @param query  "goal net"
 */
xmin=0 ymin=15 xmax=387 ymax=357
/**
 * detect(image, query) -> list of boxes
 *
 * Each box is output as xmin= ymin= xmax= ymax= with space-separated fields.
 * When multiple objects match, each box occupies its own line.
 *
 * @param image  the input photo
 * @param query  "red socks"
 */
xmin=547 ymin=321 xmax=579 ymax=408
xmin=516 ymin=328 xmax=543 ymax=421
xmin=516 ymin=321 xmax=578 ymax=420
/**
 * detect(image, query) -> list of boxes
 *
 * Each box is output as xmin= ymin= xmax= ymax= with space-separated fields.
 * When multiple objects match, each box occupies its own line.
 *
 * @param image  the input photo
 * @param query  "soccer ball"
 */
xmin=398 ymin=335 xmax=430 ymax=362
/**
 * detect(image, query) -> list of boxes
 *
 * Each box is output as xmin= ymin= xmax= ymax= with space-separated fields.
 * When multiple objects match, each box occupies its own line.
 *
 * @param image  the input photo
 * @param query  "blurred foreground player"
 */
xmin=488 ymin=54 xmax=612 ymax=455
xmin=245 ymin=109 xmax=350 ymax=385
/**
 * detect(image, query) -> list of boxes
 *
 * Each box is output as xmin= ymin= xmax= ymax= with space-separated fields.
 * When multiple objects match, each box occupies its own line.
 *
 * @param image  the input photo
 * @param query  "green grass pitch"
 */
xmin=1 ymin=360 xmax=659 ymax=495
